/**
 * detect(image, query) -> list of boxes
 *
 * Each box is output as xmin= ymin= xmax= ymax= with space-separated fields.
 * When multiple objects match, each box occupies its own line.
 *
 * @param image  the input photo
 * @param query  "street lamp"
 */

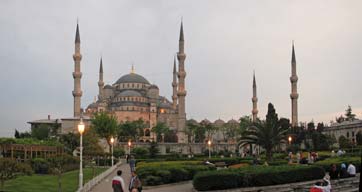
xmin=128 ymin=140 xmax=131 ymax=155
xmin=110 ymin=137 xmax=114 ymax=166
xmin=78 ymin=118 xmax=85 ymax=190
xmin=288 ymin=136 xmax=292 ymax=145
xmin=208 ymin=140 xmax=211 ymax=159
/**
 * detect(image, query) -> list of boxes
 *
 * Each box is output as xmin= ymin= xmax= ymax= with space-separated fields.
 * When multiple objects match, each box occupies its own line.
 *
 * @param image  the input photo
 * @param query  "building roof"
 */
xmin=27 ymin=119 xmax=61 ymax=124
xmin=115 ymin=73 xmax=150 ymax=84
xmin=118 ymin=90 xmax=142 ymax=97
xmin=104 ymin=84 xmax=113 ymax=89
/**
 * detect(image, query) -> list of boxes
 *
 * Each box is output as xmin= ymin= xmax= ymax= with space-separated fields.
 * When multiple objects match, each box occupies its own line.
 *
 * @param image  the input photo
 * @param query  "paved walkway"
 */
xmin=90 ymin=160 xmax=194 ymax=192
xmin=90 ymin=161 xmax=131 ymax=192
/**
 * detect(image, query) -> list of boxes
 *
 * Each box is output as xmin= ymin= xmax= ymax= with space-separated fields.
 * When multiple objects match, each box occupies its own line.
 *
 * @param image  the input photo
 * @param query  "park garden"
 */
xmin=0 ymin=104 xmax=361 ymax=191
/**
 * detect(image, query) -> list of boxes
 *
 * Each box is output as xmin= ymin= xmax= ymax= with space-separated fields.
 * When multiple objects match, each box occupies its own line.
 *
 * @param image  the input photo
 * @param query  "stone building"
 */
xmin=323 ymin=119 xmax=362 ymax=144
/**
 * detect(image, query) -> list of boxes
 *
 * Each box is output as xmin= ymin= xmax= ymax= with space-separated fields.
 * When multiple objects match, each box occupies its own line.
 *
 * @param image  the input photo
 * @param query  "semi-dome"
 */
xmin=104 ymin=84 xmax=113 ymax=89
xmin=115 ymin=73 xmax=150 ymax=84
xmin=118 ymin=90 xmax=142 ymax=97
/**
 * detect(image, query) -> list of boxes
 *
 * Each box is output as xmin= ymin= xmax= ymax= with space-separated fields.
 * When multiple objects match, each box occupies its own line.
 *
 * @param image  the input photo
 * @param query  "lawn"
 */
xmin=3 ymin=167 xmax=107 ymax=192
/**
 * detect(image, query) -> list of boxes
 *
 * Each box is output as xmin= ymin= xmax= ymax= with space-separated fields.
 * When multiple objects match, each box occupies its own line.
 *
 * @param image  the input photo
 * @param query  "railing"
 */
xmin=76 ymin=160 xmax=123 ymax=192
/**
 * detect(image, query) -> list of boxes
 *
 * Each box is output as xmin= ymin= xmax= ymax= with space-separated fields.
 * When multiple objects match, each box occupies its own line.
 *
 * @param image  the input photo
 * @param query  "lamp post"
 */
xmin=208 ymin=140 xmax=211 ymax=159
xmin=128 ymin=140 xmax=131 ymax=155
xmin=110 ymin=137 xmax=114 ymax=167
xmin=288 ymin=136 xmax=292 ymax=145
xmin=78 ymin=118 xmax=85 ymax=190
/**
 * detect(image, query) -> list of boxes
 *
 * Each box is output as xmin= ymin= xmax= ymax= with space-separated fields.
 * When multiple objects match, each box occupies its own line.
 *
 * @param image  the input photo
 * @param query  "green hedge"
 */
xmin=193 ymin=165 xmax=325 ymax=191
xmin=137 ymin=161 xmax=214 ymax=186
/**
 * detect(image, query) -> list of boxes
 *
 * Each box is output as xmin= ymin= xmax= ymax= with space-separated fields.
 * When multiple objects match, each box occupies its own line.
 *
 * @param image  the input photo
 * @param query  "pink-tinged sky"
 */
xmin=0 ymin=0 xmax=361 ymax=136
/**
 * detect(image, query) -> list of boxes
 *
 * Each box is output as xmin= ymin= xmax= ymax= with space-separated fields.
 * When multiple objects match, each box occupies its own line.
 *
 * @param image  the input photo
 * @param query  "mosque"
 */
xmin=29 ymin=21 xmax=302 ymax=153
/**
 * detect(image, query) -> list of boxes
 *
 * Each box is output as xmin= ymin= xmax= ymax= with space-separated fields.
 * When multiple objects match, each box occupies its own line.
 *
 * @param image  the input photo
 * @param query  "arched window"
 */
xmin=347 ymin=132 xmax=350 ymax=138
xmin=145 ymin=129 xmax=151 ymax=136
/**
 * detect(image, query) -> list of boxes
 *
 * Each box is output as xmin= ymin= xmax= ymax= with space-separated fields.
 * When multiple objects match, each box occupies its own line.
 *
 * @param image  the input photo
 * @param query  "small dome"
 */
xmin=149 ymin=84 xmax=159 ymax=89
xmin=115 ymin=73 xmax=150 ymax=84
xmin=104 ymin=84 xmax=113 ymax=89
xmin=227 ymin=119 xmax=239 ymax=124
xmin=187 ymin=119 xmax=199 ymax=125
xmin=201 ymin=119 xmax=211 ymax=125
xmin=87 ymin=102 xmax=97 ymax=109
xmin=118 ymin=90 xmax=142 ymax=97
xmin=214 ymin=119 xmax=225 ymax=126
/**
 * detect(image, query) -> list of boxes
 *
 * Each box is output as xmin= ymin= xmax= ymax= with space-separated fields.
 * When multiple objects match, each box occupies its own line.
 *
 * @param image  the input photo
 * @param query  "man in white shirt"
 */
xmin=112 ymin=170 xmax=126 ymax=192
xmin=347 ymin=162 xmax=356 ymax=177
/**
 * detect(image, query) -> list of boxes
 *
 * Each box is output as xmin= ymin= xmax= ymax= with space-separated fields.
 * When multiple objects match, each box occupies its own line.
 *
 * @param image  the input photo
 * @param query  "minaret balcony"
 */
xmin=290 ymin=93 xmax=299 ymax=99
xmin=73 ymin=53 xmax=82 ymax=60
xmin=177 ymin=90 xmax=187 ymax=97
xmin=177 ymin=53 xmax=186 ymax=60
xmin=290 ymin=76 xmax=298 ymax=82
xmin=72 ymin=90 xmax=83 ymax=97
xmin=73 ymin=72 xmax=82 ymax=78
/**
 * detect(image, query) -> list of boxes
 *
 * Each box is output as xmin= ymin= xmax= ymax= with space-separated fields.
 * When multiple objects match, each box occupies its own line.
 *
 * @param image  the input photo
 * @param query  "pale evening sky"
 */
xmin=0 ymin=0 xmax=361 ymax=136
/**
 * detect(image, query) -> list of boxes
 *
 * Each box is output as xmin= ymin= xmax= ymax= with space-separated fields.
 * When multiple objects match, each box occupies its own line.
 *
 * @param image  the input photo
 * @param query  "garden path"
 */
xmin=90 ymin=160 xmax=194 ymax=192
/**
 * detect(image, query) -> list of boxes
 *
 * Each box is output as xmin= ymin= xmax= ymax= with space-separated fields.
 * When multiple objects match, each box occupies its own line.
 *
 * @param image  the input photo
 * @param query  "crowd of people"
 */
xmin=112 ymin=155 xmax=142 ymax=192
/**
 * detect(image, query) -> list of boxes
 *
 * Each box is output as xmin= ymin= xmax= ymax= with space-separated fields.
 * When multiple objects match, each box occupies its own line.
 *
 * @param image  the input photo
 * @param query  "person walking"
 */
xmin=129 ymin=156 xmax=136 ymax=172
xmin=112 ymin=170 xmax=126 ymax=192
xmin=347 ymin=162 xmax=356 ymax=177
xmin=129 ymin=171 xmax=142 ymax=192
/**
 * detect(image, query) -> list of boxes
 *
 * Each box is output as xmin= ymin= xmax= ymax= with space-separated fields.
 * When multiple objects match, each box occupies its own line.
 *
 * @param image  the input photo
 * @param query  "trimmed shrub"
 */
xmin=137 ymin=161 xmax=213 ymax=186
xmin=193 ymin=171 xmax=240 ymax=191
xmin=131 ymin=147 xmax=149 ymax=158
xmin=193 ymin=165 xmax=325 ymax=191
xmin=31 ymin=158 xmax=49 ymax=174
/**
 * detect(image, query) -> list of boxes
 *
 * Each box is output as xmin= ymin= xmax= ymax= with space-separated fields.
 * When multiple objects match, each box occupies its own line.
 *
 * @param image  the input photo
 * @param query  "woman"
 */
xmin=129 ymin=171 xmax=142 ymax=192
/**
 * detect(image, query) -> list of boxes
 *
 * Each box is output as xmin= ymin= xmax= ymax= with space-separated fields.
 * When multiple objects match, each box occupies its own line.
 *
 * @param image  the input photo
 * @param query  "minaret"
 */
xmin=252 ymin=72 xmax=258 ymax=122
xmin=72 ymin=23 xmax=82 ymax=117
xmin=177 ymin=21 xmax=187 ymax=143
xmin=172 ymin=56 xmax=178 ymax=110
xmin=290 ymin=42 xmax=299 ymax=127
xmin=98 ymin=57 xmax=104 ymax=101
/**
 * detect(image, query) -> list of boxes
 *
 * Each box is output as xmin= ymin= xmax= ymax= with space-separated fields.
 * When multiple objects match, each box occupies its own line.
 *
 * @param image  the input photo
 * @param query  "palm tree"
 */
xmin=238 ymin=103 xmax=288 ymax=161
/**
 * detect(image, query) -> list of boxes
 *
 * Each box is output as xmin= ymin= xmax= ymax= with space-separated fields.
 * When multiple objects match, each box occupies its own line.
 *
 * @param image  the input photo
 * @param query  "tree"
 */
xmin=0 ymin=158 xmax=32 ymax=191
xmin=31 ymin=124 xmax=50 ymax=140
xmin=338 ymin=135 xmax=352 ymax=148
xmin=335 ymin=115 xmax=345 ymax=123
xmin=48 ymin=155 xmax=79 ymax=192
xmin=91 ymin=112 xmax=118 ymax=153
xmin=119 ymin=119 xmax=146 ymax=142
xmin=345 ymin=105 xmax=356 ymax=121
xmin=14 ymin=130 xmax=20 ymax=138
xmin=149 ymin=141 xmax=159 ymax=158
xmin=59 ymin=133 xmax=78 ymax=154
xmin=239 ymin=103 xmax=288 ymax=161
xmin=151 ymin=123 xmax=170 ymax=142
xmin=356 ymin=131 xmax=362 ymax=146
xmin=186 ymin=120 xmax=205 ymax=143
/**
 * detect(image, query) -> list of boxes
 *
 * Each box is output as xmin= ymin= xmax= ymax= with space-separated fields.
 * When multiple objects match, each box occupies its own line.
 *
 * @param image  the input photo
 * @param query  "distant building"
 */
xmin=323 ymin=119 xmax=362 ymax=144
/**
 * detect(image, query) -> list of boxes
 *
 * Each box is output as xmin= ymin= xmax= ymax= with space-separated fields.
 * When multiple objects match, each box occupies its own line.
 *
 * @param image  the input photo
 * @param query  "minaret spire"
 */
xmin=72 ymin=23 xmax=82 ymax=117
xmin=172 ymin=56 xmax=178 ymax=110
xmin=252 ymin=71 xmax=258 ymax=122
xmin=290 ymin=42 xmax=299 ymax=127
xmin=177 ymin=20 xmax=187 ymax=143
xmin=98 ymin=57 xmax=104 ymax=100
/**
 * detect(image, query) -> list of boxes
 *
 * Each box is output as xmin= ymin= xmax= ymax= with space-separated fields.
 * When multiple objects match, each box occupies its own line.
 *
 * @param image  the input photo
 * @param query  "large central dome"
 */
xmin=115 ymin=73 xmax=150 ymax=84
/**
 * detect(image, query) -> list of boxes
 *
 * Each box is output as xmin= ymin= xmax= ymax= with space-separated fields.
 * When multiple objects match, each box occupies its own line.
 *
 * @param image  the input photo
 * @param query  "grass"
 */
xmin=3 ymin=167 xmax=107 ymax=192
